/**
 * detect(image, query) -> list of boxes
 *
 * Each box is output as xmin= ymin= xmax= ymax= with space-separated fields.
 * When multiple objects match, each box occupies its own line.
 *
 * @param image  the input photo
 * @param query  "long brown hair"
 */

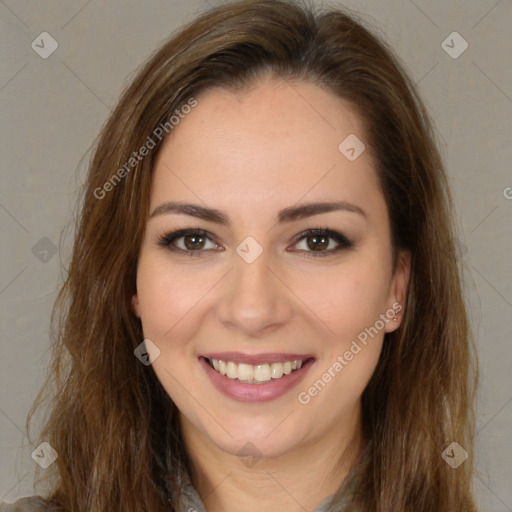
xmin=27 ymin=1 xmax=479 ymax=510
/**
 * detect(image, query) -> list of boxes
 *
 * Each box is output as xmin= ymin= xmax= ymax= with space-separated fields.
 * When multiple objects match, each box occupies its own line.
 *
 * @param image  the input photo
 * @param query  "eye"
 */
xmin=158 ymin=228 xmax=221 ymax=256
xmin=289 ymin=228 xmax=353 ymax=258
xmin=157 ymin=227 xmax=353 ymax=258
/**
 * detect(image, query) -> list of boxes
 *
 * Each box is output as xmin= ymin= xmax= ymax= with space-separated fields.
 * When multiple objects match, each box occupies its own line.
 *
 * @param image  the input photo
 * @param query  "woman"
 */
xmin=2 ymin=0 xmax=479 ymax=510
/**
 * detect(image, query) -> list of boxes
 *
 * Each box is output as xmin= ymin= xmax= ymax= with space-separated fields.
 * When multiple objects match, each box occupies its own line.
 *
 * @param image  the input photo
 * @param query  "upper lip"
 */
xmin=201 ymin=352 xmax=314 ymax=365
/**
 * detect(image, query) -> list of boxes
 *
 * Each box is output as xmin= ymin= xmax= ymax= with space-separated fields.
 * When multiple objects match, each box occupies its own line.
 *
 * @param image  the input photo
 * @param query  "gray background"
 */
xmin=1 ymin=0 xmax=511 ymax=509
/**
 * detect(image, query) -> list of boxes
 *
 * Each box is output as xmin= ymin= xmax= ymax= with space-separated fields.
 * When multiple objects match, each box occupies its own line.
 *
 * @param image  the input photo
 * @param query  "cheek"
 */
xmin=295 ymin=269 xmax=387 ymax=414
xmin=293 ymin=261 xmax=391 ymax=343
xmin=320 ymin=335 xmax=384 ymax=411
xmin=135 ymin=256 xmax=214 ymax=342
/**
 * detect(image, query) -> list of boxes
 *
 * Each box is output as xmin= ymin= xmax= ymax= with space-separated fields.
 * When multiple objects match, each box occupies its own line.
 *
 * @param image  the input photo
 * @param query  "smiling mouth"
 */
xmin=203 ymin=357 xmax=312 ymax=384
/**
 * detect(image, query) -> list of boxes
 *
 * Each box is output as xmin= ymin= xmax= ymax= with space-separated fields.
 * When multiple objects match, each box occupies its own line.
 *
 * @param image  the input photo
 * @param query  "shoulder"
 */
xmin=0 ymin=497 xmax=51 ymax=512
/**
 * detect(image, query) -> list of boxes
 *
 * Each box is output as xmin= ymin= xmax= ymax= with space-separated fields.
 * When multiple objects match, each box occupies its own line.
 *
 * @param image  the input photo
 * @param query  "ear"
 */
xmin=131 ymin=293 xmax=141 ymax=318
xmin=384 ymin=250 xmax=411 ymax=333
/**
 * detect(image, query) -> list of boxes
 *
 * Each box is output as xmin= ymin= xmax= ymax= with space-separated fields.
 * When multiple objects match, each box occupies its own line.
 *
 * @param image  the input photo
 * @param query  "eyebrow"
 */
xmin=149 ymin=200 xmax=366 ymax=225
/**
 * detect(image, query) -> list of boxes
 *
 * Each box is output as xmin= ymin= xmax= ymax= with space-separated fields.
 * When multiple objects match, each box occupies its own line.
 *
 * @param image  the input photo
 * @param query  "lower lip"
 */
xmin=199 ymin=357 xmax=315 ymax=403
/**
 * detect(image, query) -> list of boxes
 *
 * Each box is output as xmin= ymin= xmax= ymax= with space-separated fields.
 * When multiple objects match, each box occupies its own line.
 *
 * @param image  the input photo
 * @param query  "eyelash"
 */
xmin=157 ymin=226 xmax=353 ymax=258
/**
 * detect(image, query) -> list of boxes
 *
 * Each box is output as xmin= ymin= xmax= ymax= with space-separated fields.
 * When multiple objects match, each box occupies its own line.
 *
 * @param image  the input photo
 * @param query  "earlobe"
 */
xmin=131 ymin=294 xmax=141 ymax=318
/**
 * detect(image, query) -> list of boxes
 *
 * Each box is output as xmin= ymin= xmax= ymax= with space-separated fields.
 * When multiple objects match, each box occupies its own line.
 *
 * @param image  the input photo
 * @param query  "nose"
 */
xmin=214 ymin=248 xmax=294 ymax=338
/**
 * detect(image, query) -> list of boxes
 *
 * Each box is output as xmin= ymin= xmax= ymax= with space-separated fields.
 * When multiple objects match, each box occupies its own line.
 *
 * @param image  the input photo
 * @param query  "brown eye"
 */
xmin=305 ymin=234 xmax=329 ymax=251
xmin=158 ymin=229 xmax=220 ymax=256
xmin=290 ymin=228 xmax=353 ymax=257
xmin=183 ymin=234 xmax=207 ymax=250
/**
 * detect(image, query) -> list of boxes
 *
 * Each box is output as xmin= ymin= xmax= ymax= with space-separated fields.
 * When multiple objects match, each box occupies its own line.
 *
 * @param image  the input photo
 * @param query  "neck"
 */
xmin=180 ymin=405 xmax=363 ymax=512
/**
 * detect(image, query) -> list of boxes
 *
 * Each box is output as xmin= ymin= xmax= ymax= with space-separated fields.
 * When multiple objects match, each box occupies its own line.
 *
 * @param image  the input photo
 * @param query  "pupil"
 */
xmin=185 ymin=235 xmax=205 ymax=250
xmin=307 ymin=235 xmax=328 ymax=251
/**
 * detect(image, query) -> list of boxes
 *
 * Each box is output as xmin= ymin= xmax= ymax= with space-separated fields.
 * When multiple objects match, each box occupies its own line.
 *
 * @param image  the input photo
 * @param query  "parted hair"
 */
xmin=27 ymin=1 xmax=479 ymax=510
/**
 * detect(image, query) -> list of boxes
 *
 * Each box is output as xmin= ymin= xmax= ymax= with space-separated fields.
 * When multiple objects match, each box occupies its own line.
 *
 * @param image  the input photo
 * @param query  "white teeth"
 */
xmin=226 ymin=361 xmax=237 ymax=379
xmin=254 ymin=364 xmax=271 ymax=382
xmin=208 ymin=358 xmax=305 ymax=383
xmin=237 ymin=363 xmax=254 ymax=381
xmin=270 ymin=362 xmax=283 ymax=379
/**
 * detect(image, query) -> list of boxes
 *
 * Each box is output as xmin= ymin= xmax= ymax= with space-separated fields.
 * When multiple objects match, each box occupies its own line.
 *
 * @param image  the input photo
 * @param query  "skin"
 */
xmin=132 ymin=75 xmax=410 ymax=512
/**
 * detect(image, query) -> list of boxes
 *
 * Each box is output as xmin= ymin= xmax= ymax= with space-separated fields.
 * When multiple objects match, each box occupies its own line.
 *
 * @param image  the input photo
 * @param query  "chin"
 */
xmin=201 ymin=416 xmax=303 ymax=459
xmin=215 ymin=432 xmax=298 ymax=461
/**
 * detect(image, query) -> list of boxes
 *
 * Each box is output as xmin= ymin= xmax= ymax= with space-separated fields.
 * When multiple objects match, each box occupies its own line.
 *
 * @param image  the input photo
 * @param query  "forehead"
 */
xmin=150 ymin=78 xmax=383 ymax=218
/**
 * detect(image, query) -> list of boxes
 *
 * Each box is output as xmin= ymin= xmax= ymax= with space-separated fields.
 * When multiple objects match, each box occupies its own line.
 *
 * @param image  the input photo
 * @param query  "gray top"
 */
xmin=1 ymin=472 xmax=355 ymax=511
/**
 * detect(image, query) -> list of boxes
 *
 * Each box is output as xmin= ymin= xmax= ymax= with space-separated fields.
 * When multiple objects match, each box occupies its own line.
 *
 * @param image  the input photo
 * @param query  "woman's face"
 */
xmin=133 ymin=77 xmax=409 ymax=460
